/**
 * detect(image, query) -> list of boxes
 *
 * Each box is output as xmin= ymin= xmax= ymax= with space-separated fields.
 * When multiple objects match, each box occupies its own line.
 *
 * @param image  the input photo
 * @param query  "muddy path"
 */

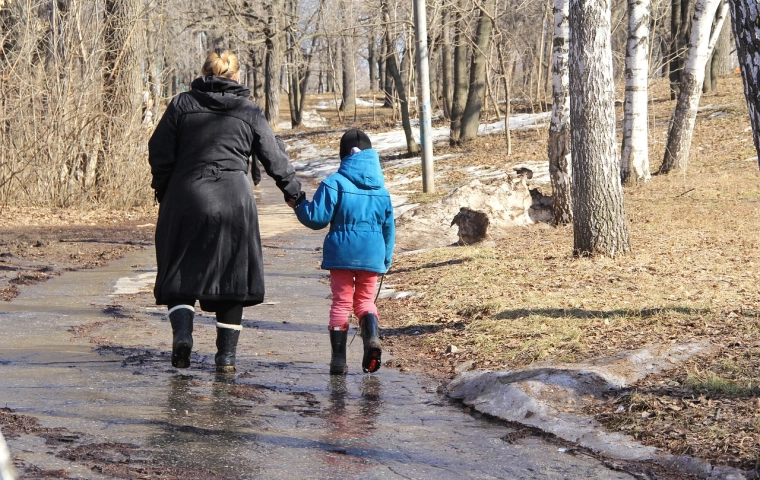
xmin=0 ymin=179 xmax=673 ymax=479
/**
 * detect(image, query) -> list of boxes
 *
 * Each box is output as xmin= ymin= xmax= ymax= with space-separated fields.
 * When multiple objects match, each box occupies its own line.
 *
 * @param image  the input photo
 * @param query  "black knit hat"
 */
xmin=339 ymin=129 xmax=372 ymax=160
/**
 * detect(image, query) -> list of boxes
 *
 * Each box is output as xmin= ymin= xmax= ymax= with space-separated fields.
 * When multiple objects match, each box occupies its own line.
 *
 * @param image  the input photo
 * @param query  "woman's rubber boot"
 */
xmin=359 ymin=313 xmax=382 ymax=373
xmin=215 ymin=323 xmax=242 ymax=373
xmin=169 ymin=305 xmax=194 ymax=369
xmin=329 ymin=325 xmax=349 ymax=375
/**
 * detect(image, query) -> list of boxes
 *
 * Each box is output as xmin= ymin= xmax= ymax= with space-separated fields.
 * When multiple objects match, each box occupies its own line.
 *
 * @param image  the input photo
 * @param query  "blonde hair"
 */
xmin=200 ymin=49 xmax=240 ymax=79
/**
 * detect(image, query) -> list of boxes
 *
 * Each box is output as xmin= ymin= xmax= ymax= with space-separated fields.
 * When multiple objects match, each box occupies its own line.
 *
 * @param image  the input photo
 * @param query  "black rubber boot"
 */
xmin=215 ymin=323 xmax=241 ymax=373
xmin=169 ymin=306 xmax=194 ymax=369
xmin=359 ymin=313 xmax=382 ymax=373
xmin=329 ymin=326 xmax=349 ymax=375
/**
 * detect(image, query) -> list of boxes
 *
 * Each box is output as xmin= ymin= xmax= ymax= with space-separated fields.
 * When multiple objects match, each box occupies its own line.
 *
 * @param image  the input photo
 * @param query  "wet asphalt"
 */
xmin=0 ymin=178 xmax=637 ymax=479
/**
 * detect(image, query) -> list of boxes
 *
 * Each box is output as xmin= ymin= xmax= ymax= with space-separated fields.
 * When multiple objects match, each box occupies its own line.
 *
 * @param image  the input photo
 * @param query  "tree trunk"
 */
xmin=704 ymin=12 xmax=732 ymax=92
xmin=460 ymin=0 xmax=496 ymax=142
xmin=265 ymin=0 xmax=281 ymax=129
xmin=660 ymin=0 xmax=727 ymax=174
xmin=621 ymin=0 xmax=651 ymax=184
xmin=100 ymin=0 xmax=141 ymax=193
xmin=729 ymin=0 xmax=760 ymax=167
xmin=251 ymin=49 xmax=264 ymax=102
xmin=548 ymin=0 xmax=572 ymax=225
xmin=429 ymin=38 xmax=440 ymax=113
xmin=340 ymin=11 xmax=356 ymax=113
xmin=569 ymin=0 xmax=630 ymax=257
xmin=714 ymin=14 xmax=732 ymax=75
xmin=400 ymin=38 xmax=413 ymax=106
xmin=450 ymin=0 xmax=469 ymax=145
xmin=368 ymin=31 xmax=378 ymax=91
xmin=441 ymin=6 xmax=453 ymax=120
xmin=669 ymin=0 xmax=692 ymax=98
xmin=382 ymin=0 xmax=420 ymax=155
xmin=535 ymin=0 xmax=551 ymax=106
xmin=296 ymin=40 xmax=317 ymax=127
xmin=381 ymin=27 xmax=393 ymax=107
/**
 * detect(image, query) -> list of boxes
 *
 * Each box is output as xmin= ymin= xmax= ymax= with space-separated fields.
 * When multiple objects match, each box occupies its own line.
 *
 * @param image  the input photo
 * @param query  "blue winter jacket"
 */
xmin=296 ymin=148 xmax=395 ymax=273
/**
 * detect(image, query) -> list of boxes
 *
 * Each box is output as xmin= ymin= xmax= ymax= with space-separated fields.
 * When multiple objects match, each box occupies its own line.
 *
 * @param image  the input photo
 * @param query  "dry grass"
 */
xmin=377 ymin=74 xmax=760 ymax=471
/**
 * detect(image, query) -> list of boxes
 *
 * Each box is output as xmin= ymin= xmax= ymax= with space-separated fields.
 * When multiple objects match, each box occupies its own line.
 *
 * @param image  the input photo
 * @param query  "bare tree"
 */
xmin=382 ymin=0 xmax=419 ymax=154
xmin=569 ymin=0 xmax=630 ymax=257
xmin=459 ymin=0 xmax=496 ymax=143
xmin=100 ymin=0 xmax=143 ymax=195
xmin=441 ymin=5 xmax=453 ymax=119
xmin=660 ymin=0 xmax=728 ymax=174
xmin=620 ymin=0 xmax=651 ymax=184
xmin=265 ymin=0 xmax=282 ymax=128
xmin=548 ymin=0 xmax=572 ymax=225
xmin=704 ymin=13 xmax=731 ymax=93
xmin=339 ymin=0 xmax=357 ymax=112
xmin=669 ymin=0 xmax=692 ymax=98
xmin=449 ymin=0 xmax=469 ymax=145
xmin=729 ymin=0 xmax=760 ymax=166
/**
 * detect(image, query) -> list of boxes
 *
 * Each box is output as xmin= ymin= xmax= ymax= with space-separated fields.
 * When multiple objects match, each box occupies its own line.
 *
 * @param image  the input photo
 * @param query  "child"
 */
xmin=295 ymin=129 xmax=395 ymax=374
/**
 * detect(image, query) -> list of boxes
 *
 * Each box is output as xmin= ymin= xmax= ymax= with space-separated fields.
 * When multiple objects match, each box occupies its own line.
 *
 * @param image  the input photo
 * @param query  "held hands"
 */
xmin=287 ymin=191 xmax=306 ymax=210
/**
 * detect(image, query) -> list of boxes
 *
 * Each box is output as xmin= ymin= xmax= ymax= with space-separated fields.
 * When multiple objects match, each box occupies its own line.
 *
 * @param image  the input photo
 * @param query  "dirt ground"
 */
xmin=2 ymin=75 xmax=759 ymax=475
xmin=0 ymin=207 xmax=157 ymax=302
xmin=375 ymin=74 xmax=760 ymax=474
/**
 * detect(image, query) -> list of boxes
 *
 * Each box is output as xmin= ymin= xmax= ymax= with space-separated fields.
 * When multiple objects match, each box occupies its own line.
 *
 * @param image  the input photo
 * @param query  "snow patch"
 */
xmin=112 ymin=271 xmax=156 ymax=295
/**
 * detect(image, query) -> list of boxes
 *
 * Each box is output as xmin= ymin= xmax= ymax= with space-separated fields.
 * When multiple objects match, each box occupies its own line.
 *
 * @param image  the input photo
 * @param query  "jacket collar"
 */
xmin=191 ymin=76 xmax=250 ymax=98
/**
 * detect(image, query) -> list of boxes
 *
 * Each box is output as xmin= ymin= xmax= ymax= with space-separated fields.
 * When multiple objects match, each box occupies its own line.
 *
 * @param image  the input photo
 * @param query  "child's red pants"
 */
xmin=329 ymin=269 xmax=379 ymax=328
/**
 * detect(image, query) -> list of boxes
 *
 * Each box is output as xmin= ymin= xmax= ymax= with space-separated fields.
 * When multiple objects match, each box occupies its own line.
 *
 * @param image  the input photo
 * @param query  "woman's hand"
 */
xmin=287 ymin=191 xmax=306 ymax=210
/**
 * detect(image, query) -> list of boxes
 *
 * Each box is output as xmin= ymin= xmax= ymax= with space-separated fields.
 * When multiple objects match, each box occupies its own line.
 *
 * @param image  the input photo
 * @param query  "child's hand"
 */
xmin=287 ymin=191 xmax=306 ymax=210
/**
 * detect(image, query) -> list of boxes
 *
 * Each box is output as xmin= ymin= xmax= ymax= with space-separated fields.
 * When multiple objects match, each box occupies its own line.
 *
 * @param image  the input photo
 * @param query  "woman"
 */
xmin=148 ymin=49 xmax=302 ymax=373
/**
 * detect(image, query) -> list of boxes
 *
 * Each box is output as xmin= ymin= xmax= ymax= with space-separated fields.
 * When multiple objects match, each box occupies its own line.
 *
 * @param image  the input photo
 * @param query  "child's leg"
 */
xmin=353 ymin=270 xmax=379 ymax=319
xmin=354 ymin=270 xmax=382 ymax=373
xmin=329 ymin=269 xmax=355 ymax=329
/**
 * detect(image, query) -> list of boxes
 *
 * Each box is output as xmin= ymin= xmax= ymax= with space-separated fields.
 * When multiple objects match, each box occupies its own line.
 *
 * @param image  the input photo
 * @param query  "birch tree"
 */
xmin=548 ymin=0 xmax=572 ymax=225
xmin=729 ymin=0 xmax=760 ymax=165
xmin=620 ymin=0 xmax=651 ymax=184
xmin=569 ymin=0 xmax=630 ymax=257
xmin=660 ymin=0 xmax=728 ymax=174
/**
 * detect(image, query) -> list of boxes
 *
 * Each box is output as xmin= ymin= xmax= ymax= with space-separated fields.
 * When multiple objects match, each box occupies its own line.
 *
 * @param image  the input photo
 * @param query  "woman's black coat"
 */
xmin=148 ymin=76 xmax=301 ymax=308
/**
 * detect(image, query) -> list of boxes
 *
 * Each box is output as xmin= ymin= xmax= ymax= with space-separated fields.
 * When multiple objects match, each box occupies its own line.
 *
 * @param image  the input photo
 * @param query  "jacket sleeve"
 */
xmin=148 ymin=99 xmax=180 ymax=202
xmin=382 ymin=199 xmax=395 ymax=271
xmin=251 ymin=111 xmax=301 ymax=201
xmin=295 ymin=182 xmax=337 ymax=230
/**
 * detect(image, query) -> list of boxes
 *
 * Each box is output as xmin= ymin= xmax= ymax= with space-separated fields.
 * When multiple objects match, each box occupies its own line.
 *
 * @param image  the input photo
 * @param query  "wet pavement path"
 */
xmin=0 ymin=180 xmax=639 ymax=479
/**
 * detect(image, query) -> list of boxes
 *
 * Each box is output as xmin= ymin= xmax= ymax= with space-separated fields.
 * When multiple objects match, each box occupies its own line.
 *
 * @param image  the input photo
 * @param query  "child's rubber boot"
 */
xmin=329 ymin=324 xmax=349 ymax=375
xmin=215 ymin=323 xmax=242 ymax=373
xmin=359 ymin=313 xmax=382 ymax=373
xmin=169 ymin=305 xmax=194 ymax=369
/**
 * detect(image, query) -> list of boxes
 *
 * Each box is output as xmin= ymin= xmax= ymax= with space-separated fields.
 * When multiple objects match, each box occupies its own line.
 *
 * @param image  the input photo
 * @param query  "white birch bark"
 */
xmin=548 ymin=0 xmax=572 ymax=225
xmin=729 ymin=0 xmax=760 ymax=166
xmin=569 ymin=0 xmax=630 ymax=257
xmin=0 ymin=431 xmax=14 ymax=480
xmin=620 ymin=0 xmax=651 ymax=184
xmin=660 ymin=0 xmax=727 ymax=173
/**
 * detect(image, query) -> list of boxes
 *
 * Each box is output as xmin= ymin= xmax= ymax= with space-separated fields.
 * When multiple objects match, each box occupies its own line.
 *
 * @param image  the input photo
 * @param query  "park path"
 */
xmin=0 ymin=178 xmax=637 ymax=479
